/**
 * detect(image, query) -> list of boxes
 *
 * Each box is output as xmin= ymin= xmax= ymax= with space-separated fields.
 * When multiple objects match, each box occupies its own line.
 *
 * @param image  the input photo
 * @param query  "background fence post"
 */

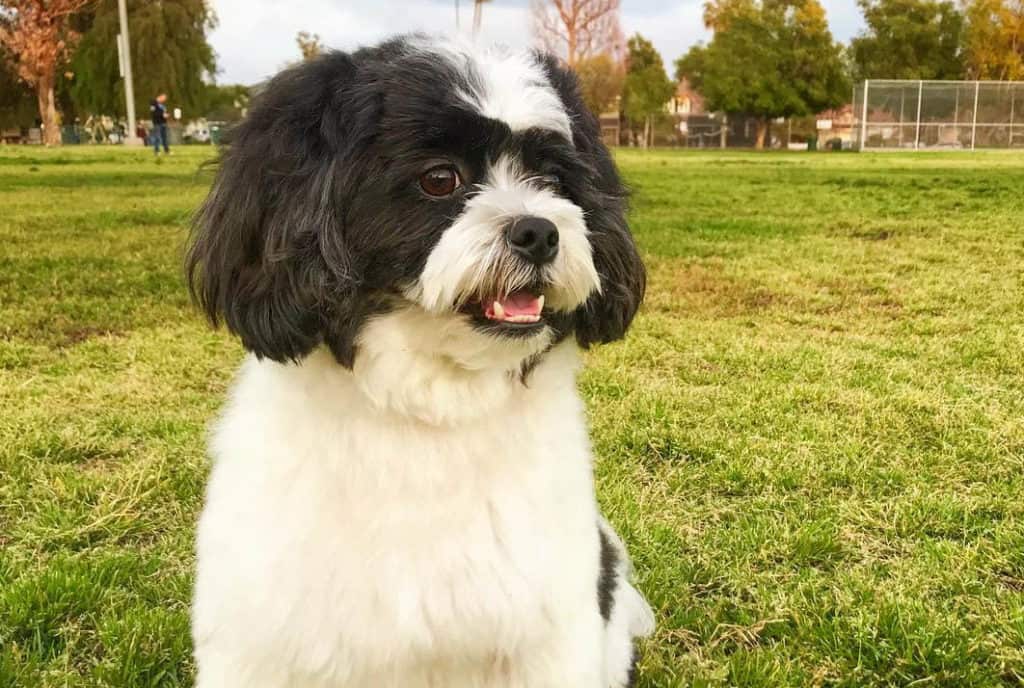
xmin=915 ymin=80 xmax=923 ymax=149
xmin=971 ymin=81 xmax=980 ymax=150
xmin=860 ymin=80 xmax=869 ymax=150
xmin=1010 ymin=85 xmax=1016 ymax=148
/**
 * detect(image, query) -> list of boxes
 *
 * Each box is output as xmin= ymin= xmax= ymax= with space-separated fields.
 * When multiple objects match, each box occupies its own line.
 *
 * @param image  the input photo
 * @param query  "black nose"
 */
xmin=507 ymin=216 xmax=559 ymax=265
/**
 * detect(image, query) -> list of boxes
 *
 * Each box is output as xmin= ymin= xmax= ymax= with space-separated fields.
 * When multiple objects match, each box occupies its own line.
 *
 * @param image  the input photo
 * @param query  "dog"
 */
xmin=186 ymin=35 xmax=653 ymax=688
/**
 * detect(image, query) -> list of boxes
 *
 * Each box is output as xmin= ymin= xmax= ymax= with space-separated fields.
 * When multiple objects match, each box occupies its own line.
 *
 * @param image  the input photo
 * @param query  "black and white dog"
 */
xmin=186 ymin=35 xmax=652 ymax=688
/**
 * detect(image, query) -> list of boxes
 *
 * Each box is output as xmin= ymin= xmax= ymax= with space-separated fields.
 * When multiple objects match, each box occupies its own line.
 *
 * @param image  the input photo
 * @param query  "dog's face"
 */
xmin=187 ymin=36 xmax=644 ymax=369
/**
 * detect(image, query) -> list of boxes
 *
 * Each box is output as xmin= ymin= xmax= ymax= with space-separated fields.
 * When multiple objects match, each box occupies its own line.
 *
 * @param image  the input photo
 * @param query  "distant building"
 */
xmin=599 ymin=111 xmax=621 ymax=148
xmin=669 ymin=79 xmax=705 ymax=117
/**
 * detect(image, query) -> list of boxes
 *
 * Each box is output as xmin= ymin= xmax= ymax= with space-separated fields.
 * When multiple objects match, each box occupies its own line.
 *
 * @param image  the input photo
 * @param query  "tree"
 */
xmin=69 ymin=0 xmax=216 ymax=119
xmin=0 ymin=0 xmax=93 ymax=145
xmin=850 ymin=0 xmax=965 ymax=80
xmin=621 ymin=34 xmax=674 ymax=148
xmin=531 ymin=0 xmax=623 ymax=66
xmin=203 ymin=82 xmax=249 ymax=122
xmin=296 ymin=30 xmax=322 ymax=61
xmin=574 ymin=52 xmax=625 ymax=116
xmin=963 ymin=0 xmax=1024 ymax=80
xmin=676 ymin=0 xmax=849 ymax=149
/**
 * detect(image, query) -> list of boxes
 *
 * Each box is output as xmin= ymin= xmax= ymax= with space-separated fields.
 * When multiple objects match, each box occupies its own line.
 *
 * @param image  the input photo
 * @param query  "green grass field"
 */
xmin=1 ymin=145 xmax=1023 ymax=687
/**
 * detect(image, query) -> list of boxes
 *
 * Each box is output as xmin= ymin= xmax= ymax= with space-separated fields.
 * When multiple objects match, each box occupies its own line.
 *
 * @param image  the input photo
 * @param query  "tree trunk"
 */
xmin=755 ymin=118 xmax=768 ymax=150
xmin=642 ymin=116 xmax=650 ymax=149
xmin=720 ymin=114 xmax=728 ymax=149
xmin=37 ymin=75 xmax=61 ymax=146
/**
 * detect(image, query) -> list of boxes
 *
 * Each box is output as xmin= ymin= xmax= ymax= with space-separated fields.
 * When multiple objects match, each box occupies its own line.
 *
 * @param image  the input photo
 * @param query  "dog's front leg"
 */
xmin=531 ymin=612 xmax=607 ymax=688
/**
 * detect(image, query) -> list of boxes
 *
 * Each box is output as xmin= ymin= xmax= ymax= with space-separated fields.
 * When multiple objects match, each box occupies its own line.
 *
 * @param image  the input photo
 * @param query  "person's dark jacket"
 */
xmin=151 ymin=100 xmax=167 ymax=125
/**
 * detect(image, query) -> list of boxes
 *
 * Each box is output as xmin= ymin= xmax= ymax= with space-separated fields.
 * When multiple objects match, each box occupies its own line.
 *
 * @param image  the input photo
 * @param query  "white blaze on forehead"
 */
xmin=416 ymin=37 xmax=573 ymax=141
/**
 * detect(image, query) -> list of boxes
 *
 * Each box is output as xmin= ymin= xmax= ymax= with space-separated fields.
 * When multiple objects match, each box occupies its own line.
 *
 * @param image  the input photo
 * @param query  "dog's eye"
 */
xmin=420 ymin=166 xmax=462 ymax=198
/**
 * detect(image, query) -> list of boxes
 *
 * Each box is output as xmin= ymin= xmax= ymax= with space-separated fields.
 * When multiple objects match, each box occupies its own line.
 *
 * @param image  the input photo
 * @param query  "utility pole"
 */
xmin=455 ymin=0 xmax=460 ymax=30
xmin=472 ymin=0 xmax=487 ymax=37
xmin=117 ymin=0 xmax=142 ymax=145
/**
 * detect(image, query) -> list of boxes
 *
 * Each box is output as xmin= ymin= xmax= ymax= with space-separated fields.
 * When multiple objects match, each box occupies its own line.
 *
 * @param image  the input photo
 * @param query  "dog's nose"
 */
xmin=507 ymin=216 xmax=559 ymax=266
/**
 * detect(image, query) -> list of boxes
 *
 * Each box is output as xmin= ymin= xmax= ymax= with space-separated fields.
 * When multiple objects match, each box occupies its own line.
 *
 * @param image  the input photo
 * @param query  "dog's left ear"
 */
xmin=535 ymin=53 xmax=646 ymax=346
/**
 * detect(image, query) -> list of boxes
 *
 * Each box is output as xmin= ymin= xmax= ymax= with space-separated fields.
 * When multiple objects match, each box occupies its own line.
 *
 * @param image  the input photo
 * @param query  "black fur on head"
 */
xmin=186 ymin=37 xmax=645 ymax=367
xmin=535 ymin=53 xmax=646 ymax=348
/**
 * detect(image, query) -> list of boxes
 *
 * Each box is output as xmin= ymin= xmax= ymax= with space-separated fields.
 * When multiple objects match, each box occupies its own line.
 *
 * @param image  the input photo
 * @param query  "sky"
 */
xmin=208 ymin=0 xmax=866 ymax=86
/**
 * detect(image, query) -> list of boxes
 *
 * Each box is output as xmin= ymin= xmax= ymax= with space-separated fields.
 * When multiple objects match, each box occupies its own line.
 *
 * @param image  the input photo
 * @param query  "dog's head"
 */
xmin=187 ymin=36 xmax=644 ymax=371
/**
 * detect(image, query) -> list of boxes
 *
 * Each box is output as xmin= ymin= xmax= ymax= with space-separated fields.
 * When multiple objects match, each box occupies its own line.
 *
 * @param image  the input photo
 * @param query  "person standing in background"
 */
xmin=150 ymin=93 xmax=170 ymax=155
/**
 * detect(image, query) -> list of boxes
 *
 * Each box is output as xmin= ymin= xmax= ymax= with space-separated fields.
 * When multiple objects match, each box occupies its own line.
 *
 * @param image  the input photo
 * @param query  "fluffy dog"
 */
xmin=186 ymin=35 xmax=653 ymax=688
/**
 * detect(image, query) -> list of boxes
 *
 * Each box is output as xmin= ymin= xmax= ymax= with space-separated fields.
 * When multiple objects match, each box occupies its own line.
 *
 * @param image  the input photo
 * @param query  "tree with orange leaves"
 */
xmin=0 ymin=0 xmax=93 ymax=145
xmin=531 ymin=0 xmax=624 ymax=67
xmin=964 ymin=0 xmax=1024 ymax=80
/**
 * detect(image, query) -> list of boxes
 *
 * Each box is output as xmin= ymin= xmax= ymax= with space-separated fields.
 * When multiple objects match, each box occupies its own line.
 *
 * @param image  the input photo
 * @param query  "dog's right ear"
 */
xmin=186 ymin=52 xmax=370 ymax=364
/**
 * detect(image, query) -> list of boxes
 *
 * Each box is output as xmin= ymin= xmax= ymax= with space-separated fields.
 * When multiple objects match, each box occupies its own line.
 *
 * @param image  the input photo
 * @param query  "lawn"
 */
xmin=1 ymin=145 xmax=1023 ymax=687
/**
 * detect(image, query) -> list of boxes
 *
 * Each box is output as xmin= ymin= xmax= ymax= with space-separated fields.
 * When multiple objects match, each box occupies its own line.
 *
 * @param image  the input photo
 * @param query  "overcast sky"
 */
xmin=208 ymin=0 xmax=865 ymax=86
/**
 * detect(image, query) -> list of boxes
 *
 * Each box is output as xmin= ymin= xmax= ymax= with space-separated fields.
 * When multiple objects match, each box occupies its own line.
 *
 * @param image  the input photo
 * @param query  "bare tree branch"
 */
xmin=0 ymin=0 xmax=93 ymax=144
xmin=531 ymin=0 xmax=622 ymax=66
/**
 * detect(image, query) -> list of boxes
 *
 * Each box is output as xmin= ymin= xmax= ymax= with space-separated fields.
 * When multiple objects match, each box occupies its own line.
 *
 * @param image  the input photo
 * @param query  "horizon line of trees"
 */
xmin=3 ymin=0 xmax=1023 ymax=146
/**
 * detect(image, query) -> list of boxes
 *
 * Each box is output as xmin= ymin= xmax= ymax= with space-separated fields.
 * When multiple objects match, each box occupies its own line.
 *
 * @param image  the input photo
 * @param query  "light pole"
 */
xmin=473 ymin=0 xmax=488 ymax=37
xmin=117 ymin=0 xmax=142 ymax=145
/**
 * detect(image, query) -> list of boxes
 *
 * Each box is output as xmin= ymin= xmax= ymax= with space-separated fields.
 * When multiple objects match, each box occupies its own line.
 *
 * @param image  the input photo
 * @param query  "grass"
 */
xmin=1 ymin=145 xmax=1023 ymax=687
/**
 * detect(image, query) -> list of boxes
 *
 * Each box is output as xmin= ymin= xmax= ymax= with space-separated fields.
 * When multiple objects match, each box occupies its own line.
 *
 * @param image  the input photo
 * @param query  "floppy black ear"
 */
xmin=535 ymin=53 xmax=646 ymax=346
xmin=186 ymin=51 xmax=370 ymax=365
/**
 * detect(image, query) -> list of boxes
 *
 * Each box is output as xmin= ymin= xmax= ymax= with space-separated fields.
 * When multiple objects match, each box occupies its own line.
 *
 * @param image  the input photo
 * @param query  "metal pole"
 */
xmin=455 ymin=0 xmax=460 ymax=30
xmin=117 ymin=0 xmax=141 ymax=145
xmin=472 ymin=0 xmax=483 ymax=37
xmin=914 ymin=80 xmax=923 ymax=149
xmin=860 ymin=80 xmax=869 ymax=151
xmin=971 ymin=80 xmax=980 ymax=150
xmin=1011 ymin=85 xmax=1016 ymax=147
xmin=898 ymin=86 xmax=905 ymax=147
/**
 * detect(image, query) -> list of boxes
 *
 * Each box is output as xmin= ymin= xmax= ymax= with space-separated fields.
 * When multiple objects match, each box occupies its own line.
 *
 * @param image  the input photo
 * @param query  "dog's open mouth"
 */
xmin=483 ymin=291 xmax=545 ymax=324
xmin=460 ymin=289 xmax=548 ymax=335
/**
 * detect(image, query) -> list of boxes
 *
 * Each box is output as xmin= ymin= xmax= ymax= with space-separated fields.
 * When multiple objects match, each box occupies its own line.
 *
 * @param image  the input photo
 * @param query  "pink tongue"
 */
xmin=496 ymin=291 xmax=542 ymax=316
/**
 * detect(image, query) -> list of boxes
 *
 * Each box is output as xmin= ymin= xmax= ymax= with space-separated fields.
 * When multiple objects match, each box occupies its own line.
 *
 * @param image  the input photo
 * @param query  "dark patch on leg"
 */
xmin=598 ymin=527 xmax=619 ymax=622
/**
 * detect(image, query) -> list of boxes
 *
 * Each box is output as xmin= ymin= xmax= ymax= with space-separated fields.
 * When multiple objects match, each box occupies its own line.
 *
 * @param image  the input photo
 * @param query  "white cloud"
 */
xmin=209 ymin=0 xmax=532 ymax=85
xmin=621 ymin=1 xmax=708 ymax=69
xmin=208 ymin=0 xmax=865 ymax=86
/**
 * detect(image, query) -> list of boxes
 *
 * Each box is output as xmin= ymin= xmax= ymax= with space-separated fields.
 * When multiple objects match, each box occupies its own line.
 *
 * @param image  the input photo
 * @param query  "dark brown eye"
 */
xmin=419 ymin=166 xmax=461 ymax=197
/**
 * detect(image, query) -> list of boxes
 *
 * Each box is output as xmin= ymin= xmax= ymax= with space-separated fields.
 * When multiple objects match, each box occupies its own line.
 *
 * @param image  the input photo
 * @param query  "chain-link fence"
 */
xmin=854 ymin=80 xmax=1024 ymax=151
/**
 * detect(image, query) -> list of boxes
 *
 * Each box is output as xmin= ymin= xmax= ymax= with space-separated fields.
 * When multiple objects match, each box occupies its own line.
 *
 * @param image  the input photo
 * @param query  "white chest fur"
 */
xmin=192 ymin=338 xmax=606 ymax=687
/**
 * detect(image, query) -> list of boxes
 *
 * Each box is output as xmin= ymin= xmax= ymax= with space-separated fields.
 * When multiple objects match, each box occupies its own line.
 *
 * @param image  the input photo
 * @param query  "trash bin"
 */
xmin=61 ymin=125 xmax=82 ymax=144
xmin=210 ymin=124 xmax=223 ymax=146
xmin=807 ymin=136 xmax=818 ymax=152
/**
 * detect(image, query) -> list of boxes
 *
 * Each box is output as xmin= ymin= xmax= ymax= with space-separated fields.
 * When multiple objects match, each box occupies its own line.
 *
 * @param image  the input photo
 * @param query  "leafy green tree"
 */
xmin=69 ymin=0 xmax=216 ymax=119
xmin=621 ymin=34 xmax=674 ymax=148
xmin=203 ymin=82 xmax=249 ymax=122
xmin=574 ymin=52 xmax=625 ymax=116
xmin=962 ymin=0 xmax=1023 ymax=80
xmin=676 ymin=0 xmax=848 ymax=149
xmin=850 ymin=0 xmax=965 ymax=80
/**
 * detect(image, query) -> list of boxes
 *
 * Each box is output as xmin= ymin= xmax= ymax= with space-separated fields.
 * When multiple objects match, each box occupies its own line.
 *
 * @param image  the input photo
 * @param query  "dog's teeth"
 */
xmin=537 ymin=295 xmax=545 ymax=312
xmin=493 ymin=301 xmax=505 ymax=320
